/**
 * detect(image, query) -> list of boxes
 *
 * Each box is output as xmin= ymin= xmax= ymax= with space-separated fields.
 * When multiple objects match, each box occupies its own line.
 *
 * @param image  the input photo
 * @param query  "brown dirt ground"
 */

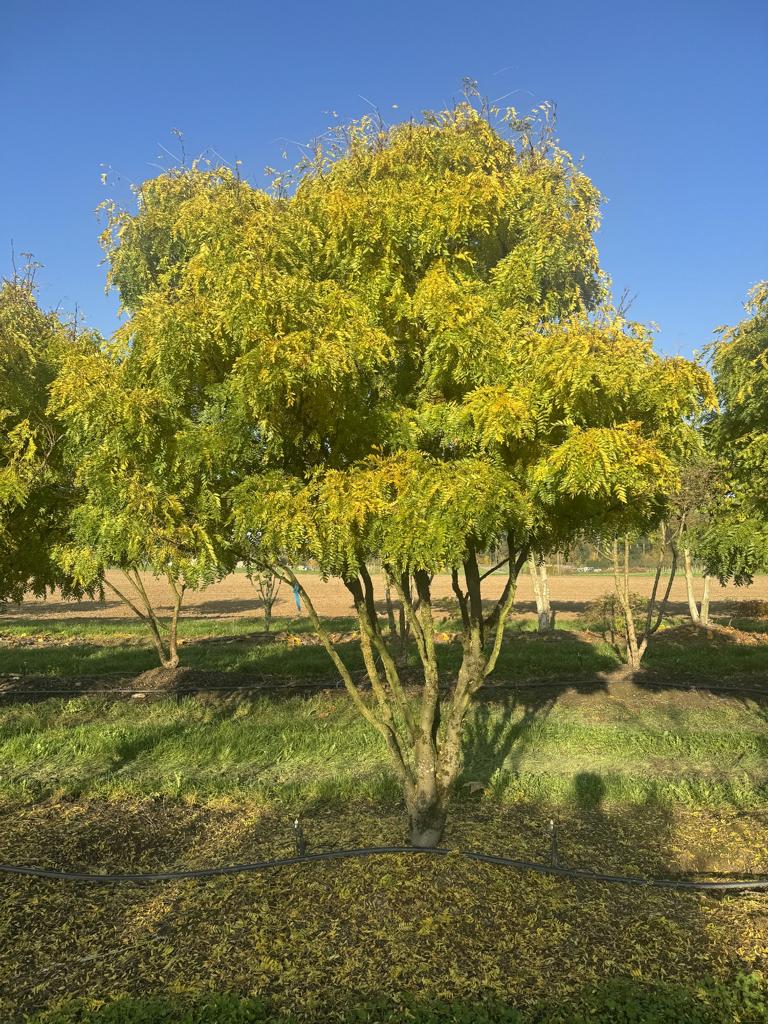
xmin=4 ymin=570 xmax=768 ymax=623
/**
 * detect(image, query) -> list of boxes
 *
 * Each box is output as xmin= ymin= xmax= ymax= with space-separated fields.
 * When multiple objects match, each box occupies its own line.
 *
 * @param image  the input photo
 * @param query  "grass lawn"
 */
xmin=3 ymin=612 xmax=768 ymax=684
xmin=2 ymin=616 xmax=768 ymax=1021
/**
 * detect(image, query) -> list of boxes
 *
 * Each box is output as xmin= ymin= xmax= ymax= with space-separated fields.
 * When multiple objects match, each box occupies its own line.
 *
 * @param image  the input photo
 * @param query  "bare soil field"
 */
xmin=4 ymin=570 xmax=768 ymax=623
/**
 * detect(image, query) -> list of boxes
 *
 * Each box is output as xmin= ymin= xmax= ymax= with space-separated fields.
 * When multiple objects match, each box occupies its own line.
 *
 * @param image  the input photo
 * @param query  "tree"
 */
xmin=666 ymin=453 xmax=728 ymax=626
xmin=0 ymin=263 xmax=92 ymax=607
xmin=605 ymin=525 xmax=678 ymax=669
xmin=50 ymin=333 xmax=237 ymax=670
xmin=248 ymin=567 xmax=281 ymax=632
xmin=226 ymin=105 xmax=711 ymax=843
xmin=73 ymin=159 xmax=389 ymax=667
xmin=99 ymin=101 xmax=712 ymax=844
xmin=705 ymin=283 xmax=768 ymax=585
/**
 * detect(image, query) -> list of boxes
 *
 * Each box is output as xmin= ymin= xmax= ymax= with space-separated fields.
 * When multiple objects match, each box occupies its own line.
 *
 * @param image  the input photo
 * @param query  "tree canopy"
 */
xmin=0 ymin=266 xmax=92 ymax=606
xmin=705 ymin=282 xmax=768 ymax=584
xmin=63 ymin=101 xmax=715 ymax=841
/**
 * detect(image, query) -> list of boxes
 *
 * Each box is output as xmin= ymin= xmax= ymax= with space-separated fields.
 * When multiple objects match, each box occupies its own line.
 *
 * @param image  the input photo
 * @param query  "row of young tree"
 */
xmin=2 ymin=100 xmax=766 ymax=845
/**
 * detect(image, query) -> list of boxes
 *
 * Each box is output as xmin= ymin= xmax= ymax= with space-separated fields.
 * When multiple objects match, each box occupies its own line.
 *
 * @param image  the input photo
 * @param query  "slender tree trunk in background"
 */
xmin=251 ymin=570 xmax=281 ymax=632
xmin=528 ymin=554 xmax=552 ymax=632
xmin=384 ymin=579 xmax=397 ymax=637
xmin=165 ymin=575 xmax=185 ymax=669
xmin=612 ymin=526 xmax=677 ymax=670
xmin=683 ymin=546 xmax=711 ymax=627
xmin=683 ymin=546 xmax=700 ymax=624
xmin=613 ymin=538 xmax=646 ymax=669
xmin=701 ymin=575 xmax=711 ymax=626
xmin=103 ymin=570 xmax=186 ymax=669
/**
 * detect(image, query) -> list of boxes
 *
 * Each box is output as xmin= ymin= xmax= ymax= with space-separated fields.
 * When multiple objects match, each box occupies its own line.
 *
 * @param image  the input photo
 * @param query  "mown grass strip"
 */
xmin=1 ymin=690 xmax=765 ymax=809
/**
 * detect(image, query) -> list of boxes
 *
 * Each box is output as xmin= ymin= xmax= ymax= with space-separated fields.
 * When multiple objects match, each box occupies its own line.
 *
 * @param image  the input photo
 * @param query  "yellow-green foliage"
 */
xmin=0 ymin=271 xmax=95 ymax=603
xmin=92 ymin=102 xmax=715 ymax=577
xmin=705 ymin=283 xmax=768 ymax=583
xmin=76 ymin=102 xmax=717 ymax=829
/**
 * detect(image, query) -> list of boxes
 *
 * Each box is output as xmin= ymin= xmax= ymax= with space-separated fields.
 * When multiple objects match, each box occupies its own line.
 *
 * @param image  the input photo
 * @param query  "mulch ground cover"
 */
xmin=2 ymin=798 xmax=767 ymax=1022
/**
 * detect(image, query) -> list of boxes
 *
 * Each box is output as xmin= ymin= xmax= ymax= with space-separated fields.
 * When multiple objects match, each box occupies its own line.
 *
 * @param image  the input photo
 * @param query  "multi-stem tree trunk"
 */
xmin=250 ymin=569 xmax=281 ymax=632
xmin=682 ymin=546 xmax=711 ymax=626
xmin=611 ymin=527 xmax=677 ymax=670
xmin=528 ymin=554 xmax=552 ymax=632
xmin=272 ymin=544 xmax=527 ymax=847
xmin=103 ymin=569 xmax=186 ymax=668
xmin=612 ymin=537 xmax=645 ymax=669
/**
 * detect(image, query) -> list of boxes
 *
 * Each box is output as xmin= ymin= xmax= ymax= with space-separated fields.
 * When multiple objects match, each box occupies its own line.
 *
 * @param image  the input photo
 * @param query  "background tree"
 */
xmin=666 ymin=453 xmax=728 ymax=626
xmin=705 ymin=282 xmax=768 ymax=585
xmin=51 ymin=329 xmax=237 ymax=670
xmin=604 ymin=525 xmax=678 ymax=669
xmin=248 ymin=567 xmax=281 ymax=632
xmin=528 ymin=553 xmax=553 ymax=632
xmin=0 ymin=262 xmax=93 ymax=607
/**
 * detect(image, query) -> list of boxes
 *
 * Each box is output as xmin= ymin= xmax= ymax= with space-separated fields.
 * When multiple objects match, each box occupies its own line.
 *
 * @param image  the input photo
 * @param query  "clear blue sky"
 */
xmin=2 ymin=0 xmax=766 ymax=357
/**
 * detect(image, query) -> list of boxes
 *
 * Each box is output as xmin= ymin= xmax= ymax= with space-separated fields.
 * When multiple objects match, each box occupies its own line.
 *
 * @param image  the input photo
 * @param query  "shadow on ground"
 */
xmin=3 ymin=788 xmax=767 ymax=1024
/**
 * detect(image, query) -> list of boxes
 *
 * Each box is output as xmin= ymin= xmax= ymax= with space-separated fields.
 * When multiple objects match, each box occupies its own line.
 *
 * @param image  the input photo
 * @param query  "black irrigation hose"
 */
xmin=2 ymin=846 xmax=768 ymax=893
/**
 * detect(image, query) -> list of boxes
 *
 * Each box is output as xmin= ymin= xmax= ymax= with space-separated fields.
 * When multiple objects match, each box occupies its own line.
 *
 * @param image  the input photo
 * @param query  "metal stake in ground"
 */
xmin=294 ymin=818 xmax=307 ymax=856
xmin=549 ymin=819 xmax=560 ymax=868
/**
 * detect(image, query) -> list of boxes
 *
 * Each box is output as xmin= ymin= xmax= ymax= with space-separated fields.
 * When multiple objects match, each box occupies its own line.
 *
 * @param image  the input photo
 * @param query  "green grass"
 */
xmin=645 ymin=643 xmax=768 ymax=677
xmin=1 ymin=687 xmax=765 ymax=809
xmin=0 ymin=615 xmax=363 ymax=640
xmin=5 ymin=612 xmax=768 ymax=684
xmin=0 ymin=618 xmax=624 ymax=680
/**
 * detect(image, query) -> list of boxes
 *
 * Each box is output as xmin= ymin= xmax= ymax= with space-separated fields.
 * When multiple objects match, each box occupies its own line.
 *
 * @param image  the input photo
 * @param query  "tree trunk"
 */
xmin=409 ymin=753 xmax=450 ymax=847
xmin=385 ymin=580 xmax=397 ymax=637
xmin=528 ymin=555 xmax=552 ymax=632
xmin=397 ymin=573 xmax=410 ymax=662
xmin=683 ymin=547 xmax=711 ymax=626
xmin=164 ymin=576 xmax=185 ymax=669
xmin=614 ymin=537 xmax=643 ymax=669
xmin=701 ymin=575 xmax=711 ymax=626
xmin=264 ymin=600 xmax=273 ymax=633
xmin=405 ymin=782 xmax=448 ymax=847
xmin=683 ymin=546 xmax=700 ymax=624
xmin=161 ymin=649 xmax=180 ymax=669
xmin=276 ymin=548 xmax=524 ymax=851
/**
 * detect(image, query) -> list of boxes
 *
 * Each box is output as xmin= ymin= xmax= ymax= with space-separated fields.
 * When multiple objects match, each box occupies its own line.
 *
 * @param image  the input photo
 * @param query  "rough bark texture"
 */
xmin=384 ymin=580 xmax=397 ymax=637
xmin=406 ymin=777 xmax=448 ymax=848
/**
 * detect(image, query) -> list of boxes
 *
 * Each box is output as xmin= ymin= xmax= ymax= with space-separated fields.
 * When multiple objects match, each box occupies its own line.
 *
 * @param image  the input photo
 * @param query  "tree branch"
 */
xmin=274 ymin=564 xmax=413 ymax=783
xmin=484 ymin=546 xmax=529 ymax=630
xmin=451 ymin=568 xmax=470 ymax=633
